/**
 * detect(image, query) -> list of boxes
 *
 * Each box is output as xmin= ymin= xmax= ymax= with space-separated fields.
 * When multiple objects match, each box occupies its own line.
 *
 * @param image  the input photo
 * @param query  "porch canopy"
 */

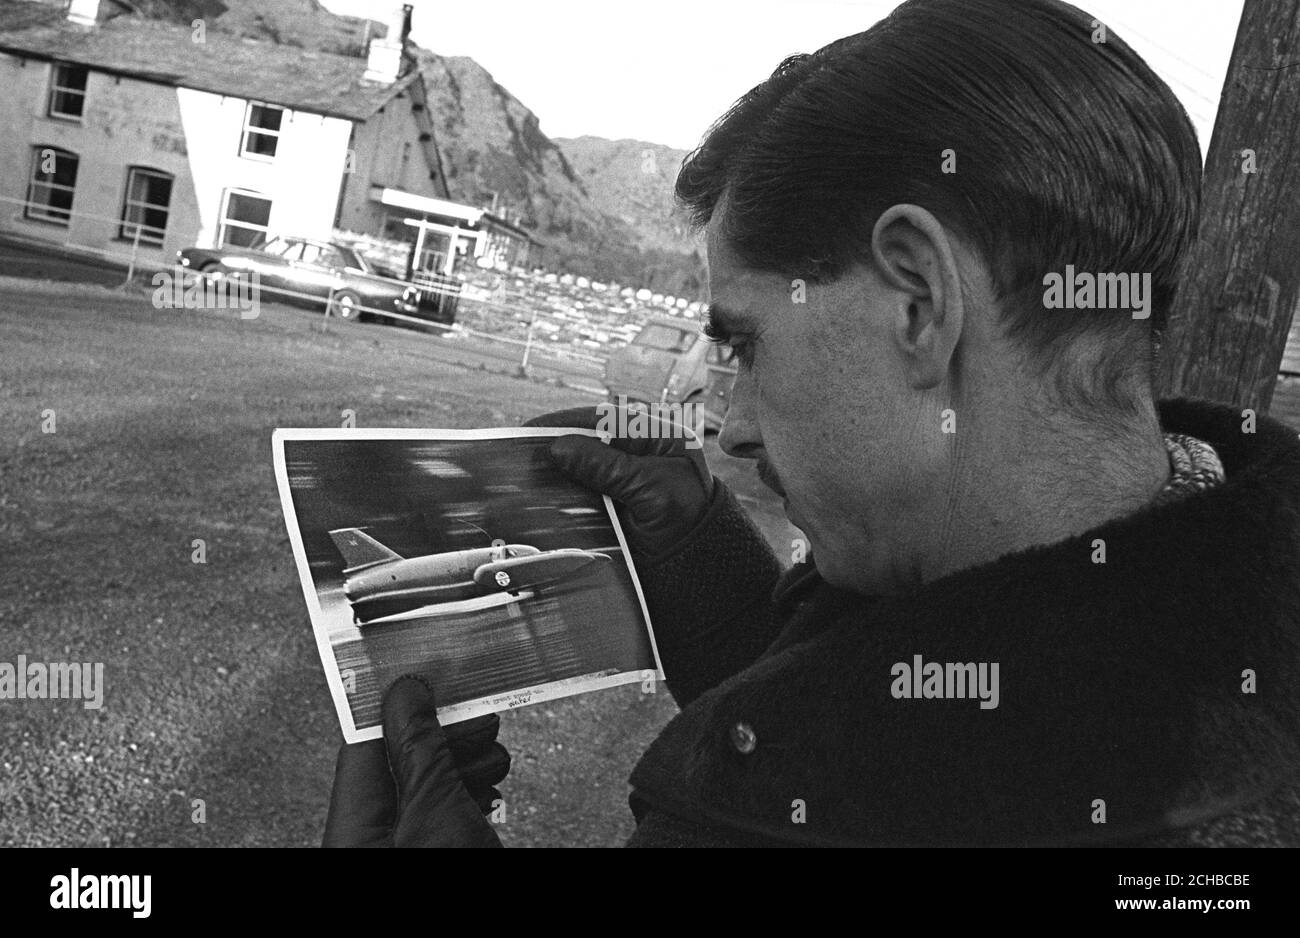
xmin=369 ymin=186 xmax=485 ymax=276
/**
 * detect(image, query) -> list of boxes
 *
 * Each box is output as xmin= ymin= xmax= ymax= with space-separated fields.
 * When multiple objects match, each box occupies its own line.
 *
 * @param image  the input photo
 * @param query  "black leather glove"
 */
xmin=524 ymin=405 xmax=715 ymax=558
xmin=322 ymin=676 xmax=509 ymax=847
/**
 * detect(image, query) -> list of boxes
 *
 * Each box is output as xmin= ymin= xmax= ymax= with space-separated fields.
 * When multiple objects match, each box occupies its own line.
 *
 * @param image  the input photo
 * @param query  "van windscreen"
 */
xmin=636 ymin=324 xmax=697 ymax=353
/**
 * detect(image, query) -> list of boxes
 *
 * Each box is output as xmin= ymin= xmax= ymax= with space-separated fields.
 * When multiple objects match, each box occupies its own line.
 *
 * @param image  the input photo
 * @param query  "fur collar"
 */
xmin=630 ymin=399 xmax=1300 ymax=846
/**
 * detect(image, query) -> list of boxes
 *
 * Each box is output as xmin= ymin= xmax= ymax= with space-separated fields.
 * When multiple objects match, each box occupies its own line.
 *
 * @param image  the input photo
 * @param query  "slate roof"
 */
xmin=0 ymin=1 xmax=414 ymax=120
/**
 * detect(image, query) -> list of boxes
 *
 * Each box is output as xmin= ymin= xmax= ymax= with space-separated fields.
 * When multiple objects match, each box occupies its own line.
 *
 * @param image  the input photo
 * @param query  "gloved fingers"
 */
xmin=550 ymin=436 xmax=712 ymax=518
xmin=528 ymin=406 xmax=706 ymax=462
xmin=548 ymin=435 xmax=646 ymax=501
xmin=468 ymin=786 xmax=504 ymax=815
xmin=443 ymin=713 xmax=510 ymax=815
xmin=322 ymin=738 xmax=397 ymax=847
xmin=455 ymin=740 xmax=512 ymax=792
xmin=443 ymin=712 xmax=500 ymax=756
xmin=382 ymin=676 xmax=503 ymax=848
xmin=523 ymin=406 xmax=601 ymax=430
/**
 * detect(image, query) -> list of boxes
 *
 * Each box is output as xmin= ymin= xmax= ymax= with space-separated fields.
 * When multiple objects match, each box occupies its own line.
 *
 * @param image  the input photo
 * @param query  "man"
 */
xmin=323 ymin=0 xmax=1300 ymax=846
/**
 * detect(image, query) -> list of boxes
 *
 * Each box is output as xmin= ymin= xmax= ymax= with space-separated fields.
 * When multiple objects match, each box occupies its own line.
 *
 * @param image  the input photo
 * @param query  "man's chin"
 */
xmin=798 ymin=532 xmax=884 ymax=595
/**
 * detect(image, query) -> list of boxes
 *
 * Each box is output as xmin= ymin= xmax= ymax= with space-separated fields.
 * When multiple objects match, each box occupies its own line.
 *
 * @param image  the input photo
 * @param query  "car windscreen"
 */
xmin=334 ymin=245 xmax=367 ymax=272
xmin=635 ymin=323 xmax=697 ymax=353
xmin=259 ymin=235 xmax=298 ymax=258
xmin=350 ymin=246 xmax=407 ymax=279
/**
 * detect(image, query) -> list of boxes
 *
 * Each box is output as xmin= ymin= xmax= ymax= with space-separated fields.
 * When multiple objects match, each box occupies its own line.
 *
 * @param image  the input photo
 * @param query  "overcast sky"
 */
xmin=322 ymin=0 xmax=1243 ymax=154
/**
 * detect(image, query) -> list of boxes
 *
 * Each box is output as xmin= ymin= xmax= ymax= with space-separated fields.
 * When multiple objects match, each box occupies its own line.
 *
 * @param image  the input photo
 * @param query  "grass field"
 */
xmin=0 ymin=282 xmax=797 ymax=847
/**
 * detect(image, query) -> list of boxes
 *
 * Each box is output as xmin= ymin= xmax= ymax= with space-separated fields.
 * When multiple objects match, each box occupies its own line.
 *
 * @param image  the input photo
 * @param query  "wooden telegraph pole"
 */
xmin=1157 ymin=0 xmax=1300 ymax=415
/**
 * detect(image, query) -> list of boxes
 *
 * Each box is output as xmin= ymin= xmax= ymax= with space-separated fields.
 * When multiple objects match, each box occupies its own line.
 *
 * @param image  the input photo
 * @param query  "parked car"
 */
xmin=602 ymin=315 xmax=736 ymax=431
xmin=176 ymin=235 xmax=457 ymax=326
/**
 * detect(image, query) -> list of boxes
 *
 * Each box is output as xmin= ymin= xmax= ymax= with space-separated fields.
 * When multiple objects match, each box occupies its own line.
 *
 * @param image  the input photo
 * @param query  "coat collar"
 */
xmin=631 ymin=399 xmax=1300 ymax=846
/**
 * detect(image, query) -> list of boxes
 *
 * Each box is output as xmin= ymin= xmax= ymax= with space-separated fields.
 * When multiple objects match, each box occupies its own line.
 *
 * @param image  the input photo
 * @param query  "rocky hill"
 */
xmin=78 ymin=0 xmax=703 ymax=294
xmin=416 ymin=55 xmax=696 ymax=295
xmin=555 ymin=136 xmax=706 ymax=296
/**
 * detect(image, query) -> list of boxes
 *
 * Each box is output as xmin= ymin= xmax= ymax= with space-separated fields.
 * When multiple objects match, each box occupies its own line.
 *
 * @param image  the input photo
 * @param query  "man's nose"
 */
xmin=718 ymin=370 xmax=761 ymax=459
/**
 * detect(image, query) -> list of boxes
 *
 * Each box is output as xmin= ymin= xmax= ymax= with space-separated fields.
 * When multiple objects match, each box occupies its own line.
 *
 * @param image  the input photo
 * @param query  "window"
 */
xmin=336 ymin=245 xmax=366 ymax=272
xmin=48 ymin=63 xmax=88 ymax=120
xmin=24 ymin=146 xmax=79 ymax=225
xmin=258 ymin=235 xmax=298 ymax=257
xmin=636 ymin=323 xmax=697 ymax=354
xmin=240 ymin=103 xmax=283 ymax=159
xmin=299 ymin=243 xmax=345 ymax=269
xmin=118 ymin=167 xmax=173 ymax=245
xmin=217 ymin=190 xmax=272 ymax=247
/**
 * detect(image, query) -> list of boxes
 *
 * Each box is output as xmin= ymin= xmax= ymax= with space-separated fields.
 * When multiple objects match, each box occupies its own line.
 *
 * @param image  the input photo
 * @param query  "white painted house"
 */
xmin=0 ymin=0 xmax=452 ymax=268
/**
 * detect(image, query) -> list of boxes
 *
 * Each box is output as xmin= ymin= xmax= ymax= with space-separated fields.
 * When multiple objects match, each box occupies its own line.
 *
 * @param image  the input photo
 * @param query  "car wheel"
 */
xmin=329 ymin=291 xmax=362 ymax=320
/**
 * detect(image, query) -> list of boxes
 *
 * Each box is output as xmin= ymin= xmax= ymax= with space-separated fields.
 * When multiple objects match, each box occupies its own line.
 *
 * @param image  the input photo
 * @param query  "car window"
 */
xmin=636 ymin=323 xmax=697 ymax=353
xmin=260 ymin=236 xmax=296 ymax=258
xmin=298 ymin=243 xmax=328 ymax=266
xmin=352 ymin=245 xmax=407 ymax=278
xmin=335 ymin=245 xmax=365 ymax=272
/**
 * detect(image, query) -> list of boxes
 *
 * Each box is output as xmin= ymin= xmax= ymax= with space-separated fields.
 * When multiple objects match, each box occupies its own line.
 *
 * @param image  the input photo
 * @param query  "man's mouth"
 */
xmin=757 ymin=461 xmax=786 ymax=499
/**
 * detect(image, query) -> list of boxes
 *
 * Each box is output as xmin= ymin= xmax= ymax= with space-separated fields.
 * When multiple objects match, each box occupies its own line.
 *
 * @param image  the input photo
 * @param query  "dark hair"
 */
xmin=677 ymin=0 xmax=1202 ymax=414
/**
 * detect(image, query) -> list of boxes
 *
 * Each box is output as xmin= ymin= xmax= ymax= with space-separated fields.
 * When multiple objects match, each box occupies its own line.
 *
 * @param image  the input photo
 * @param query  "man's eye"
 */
xmin=705 ymin=324 xmax=753 ymax=369
xmin=721 ymin=340 xmax=754 ymax=369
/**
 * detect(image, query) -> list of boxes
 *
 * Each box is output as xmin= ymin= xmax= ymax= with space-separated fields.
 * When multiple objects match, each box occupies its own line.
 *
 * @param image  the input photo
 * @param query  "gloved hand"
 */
xmin=525 ymin=405 xmax=715 ymax=558
xmin=322 ymin=676 xmax=509 ymax=847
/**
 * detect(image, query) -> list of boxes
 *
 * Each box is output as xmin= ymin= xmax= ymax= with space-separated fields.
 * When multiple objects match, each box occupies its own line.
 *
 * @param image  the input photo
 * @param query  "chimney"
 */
xmin=66 ymin=0 xmax=99 ymax=27
xmin=363 ymin=6 xmax=406 ymax=84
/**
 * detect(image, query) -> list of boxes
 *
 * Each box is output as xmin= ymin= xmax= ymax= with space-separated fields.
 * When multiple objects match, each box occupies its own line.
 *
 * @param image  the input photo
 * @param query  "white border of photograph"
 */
xmin=271 ymin=425 xmax=665 ymax=743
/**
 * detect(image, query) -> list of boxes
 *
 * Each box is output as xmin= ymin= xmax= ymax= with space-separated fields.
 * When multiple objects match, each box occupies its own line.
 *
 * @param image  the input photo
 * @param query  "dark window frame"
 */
xmin=47 ymin=62 xmax=89 ymax=121
xmin=239 ymin=102 xmax=284 ymax=161
xmin=217 ymin=188 xmax=273 ymax=248
xmin=117 ymin=166 xmax=174 ymax=246
xmin=24 ymin=145 xmax=79 ymax=226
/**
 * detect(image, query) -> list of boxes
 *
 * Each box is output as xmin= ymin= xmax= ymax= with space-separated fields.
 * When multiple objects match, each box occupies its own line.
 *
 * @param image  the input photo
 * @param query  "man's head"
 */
xmin=681 ymin=0 xmax=1202 ymax=593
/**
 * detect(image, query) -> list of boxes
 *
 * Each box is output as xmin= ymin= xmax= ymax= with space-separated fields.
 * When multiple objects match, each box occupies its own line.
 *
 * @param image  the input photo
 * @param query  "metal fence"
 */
xmin=0 ymin=193 xmax=613 ymax=378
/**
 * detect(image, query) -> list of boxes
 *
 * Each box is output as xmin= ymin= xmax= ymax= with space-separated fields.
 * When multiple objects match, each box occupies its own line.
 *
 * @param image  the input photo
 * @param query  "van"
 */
xmin=602 ymin=315 xmax=737 ymax=431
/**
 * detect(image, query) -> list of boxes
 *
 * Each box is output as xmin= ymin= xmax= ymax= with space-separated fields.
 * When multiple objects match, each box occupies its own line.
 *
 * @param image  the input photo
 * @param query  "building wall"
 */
xmin=335 ymin=87 xmax=444 ymax=238
xmin=0 ymin=52 xmax=352 ymax=263
xmin=0 ymin=53 xmax=196 ymax=263
xmin=176 ymin=87 xmax=351 ymax=248
xmin=479 ymin=225 xmax=533 ymax=269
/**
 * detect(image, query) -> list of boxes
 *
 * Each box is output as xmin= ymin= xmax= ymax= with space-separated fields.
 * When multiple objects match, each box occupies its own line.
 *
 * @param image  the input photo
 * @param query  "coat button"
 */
xmin=729 ymin=721 xmax=757 ymax=754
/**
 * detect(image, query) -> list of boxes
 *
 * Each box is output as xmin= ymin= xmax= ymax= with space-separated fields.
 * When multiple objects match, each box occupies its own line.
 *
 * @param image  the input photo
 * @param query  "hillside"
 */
xmin=555 ymin=136 xmax=706 ymax=297
xmin=73 ymin=0 xmax=702 ymax=293
xmin=418 ymin=54 xmax=697 ymax=293
xmin=103 ymin=0 xmax=378 ymax=55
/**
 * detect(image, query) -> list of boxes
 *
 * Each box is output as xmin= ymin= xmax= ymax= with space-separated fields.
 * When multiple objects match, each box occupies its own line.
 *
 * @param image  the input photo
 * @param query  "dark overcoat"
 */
xmin=624 ymin=399 xmax=1300 ymax=846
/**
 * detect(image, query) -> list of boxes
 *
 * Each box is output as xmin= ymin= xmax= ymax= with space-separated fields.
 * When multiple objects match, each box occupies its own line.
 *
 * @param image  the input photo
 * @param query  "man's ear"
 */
xmin=870 ymin=204 xmax=965 ymax=390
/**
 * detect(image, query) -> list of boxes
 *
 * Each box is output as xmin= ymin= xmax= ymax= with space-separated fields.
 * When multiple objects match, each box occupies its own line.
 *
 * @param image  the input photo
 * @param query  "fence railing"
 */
xmin=0 ymin=193 xmax=612 ymax=372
